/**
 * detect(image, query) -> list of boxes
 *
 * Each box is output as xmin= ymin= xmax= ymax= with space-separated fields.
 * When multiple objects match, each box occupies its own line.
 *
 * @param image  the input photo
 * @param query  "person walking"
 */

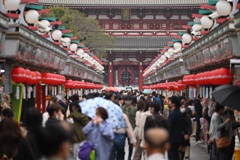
xmin=37 ymin=121 xmax=74 ymax=160
xmin=152 ymin=91 xmax=163 ymax=113
xmin=68 ymin=102 xmax=89 ymax=159
xmin=179 ymin=103 xmax=192 ymax=160
xmin=194 ymin=96 xmax=203 ymax=142
xmin=83 ymin=107 xmax=114 ymax=160
xmin=42 ymin=96 xmax=57 ymax=127
xmin=16 ymin=108 xmax=43 ymax=160
xmin=110 ymin=113 xmax=137 ymax=160
xmin=0 ymin=119 xmax=23 ymax=160
xmin=45 ymin=104 xmax=64 ymax=127
xmin=122 ymin=96 xmax=137 ymax=160
xmin=168 ymin=96 xmax=184 ymax=160
xmin=209 ymin=104 xmax=230 ymax=160
xmin=133 ymin=100 xmax=146 ymax=160
xmin=145 ymin=128 xmax=170 ymax=160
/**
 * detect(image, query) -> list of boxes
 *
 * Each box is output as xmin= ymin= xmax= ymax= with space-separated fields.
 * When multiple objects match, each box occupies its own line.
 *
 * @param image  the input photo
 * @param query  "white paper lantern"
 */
xmin=38 ymin=20 xmax=51 ymax=33
xmin=83 ymin=53 xmax=90 ymax=60
xmin=3 ymin=0 xmax=20 ymax=11
xmin=168 ymin=48 xmax=174 ymax=54
xmin=164 ymin=52 xmax=171 ymax=58
xmin=182 ymin=33 xmax=192 ymax=44
xmin=173 ymin=42 xmax=182 ymax=50
xmin=200 ymin=16 xmax=214 ymax=29
xmin=216 ymin=0 xmax=232 ymax=17
xmin=77 ymin=49 xmax=84 ymax=55
xmin=51 ymin=30 xmax=62 ymax=41
xmin=70 ymin=44 xmax=78 ymax=52
xmin=160 ymin=55 xmax=166 ymax=61
xmin=192 ymin=24 xmax=203 ymax=32
xmin=62 ymin=37 xmax=71 ymax=47
xmin=39 ymin=20 xmax=50 ymax=27
xmin=25 ymin=10 xmax=39 ymax=24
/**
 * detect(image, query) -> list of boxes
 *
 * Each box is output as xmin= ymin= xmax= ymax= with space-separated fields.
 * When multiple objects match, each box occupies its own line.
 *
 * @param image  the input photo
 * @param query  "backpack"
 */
xmin=78 ymin=141 xmax=95 ymax=160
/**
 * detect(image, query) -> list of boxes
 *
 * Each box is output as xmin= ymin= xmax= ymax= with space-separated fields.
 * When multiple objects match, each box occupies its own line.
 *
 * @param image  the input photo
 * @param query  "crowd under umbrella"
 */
xmin=212 ymin=85 xmax=240 ymax=110
xmin=79 ymin=97 xmax=127 ymax=129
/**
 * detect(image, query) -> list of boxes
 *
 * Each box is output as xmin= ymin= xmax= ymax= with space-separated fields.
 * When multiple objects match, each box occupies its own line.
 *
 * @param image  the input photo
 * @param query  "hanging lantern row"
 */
xmin=11 ymin=67 xmax=66 ymax=85
xmin=144 ymin=0 xmax=234 ymax=78
xmin=41 ymin=73 xmax=66 ymax=85
xmin=143 ymin=80 xmax=186 ymax=91
xmin=11 ymin=67 xmax=41 ymax=85
xmin=183 ymin=68 xmax=232 ymax=86
xmin=65 ymin=80 xmax=103 ymax=89
xmin=2 ymin=0 xmax=104 ymax=73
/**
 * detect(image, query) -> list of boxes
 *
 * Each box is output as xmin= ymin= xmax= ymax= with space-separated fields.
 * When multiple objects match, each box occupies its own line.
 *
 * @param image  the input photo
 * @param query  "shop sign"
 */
xmin=16 ymin=41 xmax=64 ymax=70
xmin=184 ymin=37 xmax=233 ymax=70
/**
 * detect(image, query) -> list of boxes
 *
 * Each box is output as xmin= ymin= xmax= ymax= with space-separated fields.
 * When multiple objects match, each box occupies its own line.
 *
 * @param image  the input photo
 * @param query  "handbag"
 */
xmin=215 ymin=136 xmax=231 ymax=149
xmin=215 ymin=117 xmax=231 ymax=149
xmin=78 ymin=129 xmax=98 ymax=160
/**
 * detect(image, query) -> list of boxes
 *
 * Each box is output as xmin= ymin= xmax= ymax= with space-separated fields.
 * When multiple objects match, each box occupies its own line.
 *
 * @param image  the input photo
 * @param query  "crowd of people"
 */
xmin=0 ymin=90 xmax=239 ymax=160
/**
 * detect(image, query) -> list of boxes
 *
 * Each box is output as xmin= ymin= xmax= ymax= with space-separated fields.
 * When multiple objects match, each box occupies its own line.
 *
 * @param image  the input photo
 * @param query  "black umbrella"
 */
xmin=212 ymin=85 xmax=240 ymax=110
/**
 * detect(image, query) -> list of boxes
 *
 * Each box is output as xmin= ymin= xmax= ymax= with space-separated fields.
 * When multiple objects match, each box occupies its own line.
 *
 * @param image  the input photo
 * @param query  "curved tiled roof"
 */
xmin=38 ymin=0 xmax=208 ymax=6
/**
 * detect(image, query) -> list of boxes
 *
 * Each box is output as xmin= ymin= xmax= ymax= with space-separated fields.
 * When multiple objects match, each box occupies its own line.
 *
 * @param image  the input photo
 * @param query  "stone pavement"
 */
xmin=189 ymin=140 xmax=210 ymax=160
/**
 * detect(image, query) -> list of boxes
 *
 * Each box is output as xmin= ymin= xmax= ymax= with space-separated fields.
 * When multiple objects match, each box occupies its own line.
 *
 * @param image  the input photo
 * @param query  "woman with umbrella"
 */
xmin=83 ymin=107 xmax=114 ymax=160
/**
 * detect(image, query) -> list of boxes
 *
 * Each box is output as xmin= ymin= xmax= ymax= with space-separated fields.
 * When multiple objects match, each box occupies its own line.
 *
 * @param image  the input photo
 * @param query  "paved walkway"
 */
xmin=189 ymin=140 xmax=210 ymax=160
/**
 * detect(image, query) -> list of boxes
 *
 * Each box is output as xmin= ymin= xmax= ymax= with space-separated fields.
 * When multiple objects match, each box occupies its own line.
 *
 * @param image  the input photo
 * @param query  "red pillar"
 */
xmin=108 ymin=62 xmax=114 ymax=87
xmin=138 ymin=62 xmax=143 ymax=91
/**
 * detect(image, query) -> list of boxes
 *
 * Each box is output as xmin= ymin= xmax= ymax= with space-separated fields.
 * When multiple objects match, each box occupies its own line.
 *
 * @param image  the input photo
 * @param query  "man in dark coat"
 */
xmin=194 ymin=96 xmax=203 ymax=142
xmin=168 ymin=96 xmax=184 ymax=160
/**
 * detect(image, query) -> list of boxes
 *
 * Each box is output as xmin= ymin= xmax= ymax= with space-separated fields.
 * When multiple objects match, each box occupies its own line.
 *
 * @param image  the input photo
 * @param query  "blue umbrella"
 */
xmin=79 ymin=97 xmax=127 ymax=129
xmin=143 ymin=89 xmax=152 ymax=94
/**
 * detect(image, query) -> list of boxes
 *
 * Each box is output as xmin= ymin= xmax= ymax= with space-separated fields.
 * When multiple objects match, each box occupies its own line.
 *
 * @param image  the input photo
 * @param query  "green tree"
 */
xmin=45 ymin=6 xmax=114 ymax=58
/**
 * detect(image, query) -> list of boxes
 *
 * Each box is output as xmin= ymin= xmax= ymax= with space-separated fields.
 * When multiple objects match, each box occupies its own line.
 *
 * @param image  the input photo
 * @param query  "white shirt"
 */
xmin=134 ymin=110 xmax=144 ymax=139
xmin=42 ymin=112 xmax=49 ymax=127
xmin=140 ymin=111 xmax=152 ymax=147
xmin=147 ymin=153 xmax=166 ymax=160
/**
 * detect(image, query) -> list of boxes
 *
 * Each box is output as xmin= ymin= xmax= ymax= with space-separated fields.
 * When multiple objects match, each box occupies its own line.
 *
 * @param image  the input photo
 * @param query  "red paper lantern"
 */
xmin=35 ymin=71 xmax=41 ymax=84
xmin=65 ymin=80 xmax=73 ymax=89
xmin=211 ymin=68 xmax=232 ymax=85
xmin=42 ymin=73 xmax=53 ymax=84
xmin=11 ymin=67 xmax=26 ymax=83
xmin=24 ymin=69 xmax=32 ymax=84
xmin=27 ymin=71 xmax=37 ymax=85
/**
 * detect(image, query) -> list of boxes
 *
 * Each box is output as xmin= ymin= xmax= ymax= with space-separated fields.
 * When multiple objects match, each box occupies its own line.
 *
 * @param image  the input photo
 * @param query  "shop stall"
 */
xmin=2 ymin=24 xmax=68 ymax=121
xmin=61 ymin=57 xmax=103 ymax=98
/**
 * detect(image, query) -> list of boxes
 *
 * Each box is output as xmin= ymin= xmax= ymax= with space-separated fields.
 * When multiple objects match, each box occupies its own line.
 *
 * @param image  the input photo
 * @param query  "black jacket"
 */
xmin=168 ymin=109 xmax=184 ymax=143
xmin=194 ymin=99 xmax=202 ymax=119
